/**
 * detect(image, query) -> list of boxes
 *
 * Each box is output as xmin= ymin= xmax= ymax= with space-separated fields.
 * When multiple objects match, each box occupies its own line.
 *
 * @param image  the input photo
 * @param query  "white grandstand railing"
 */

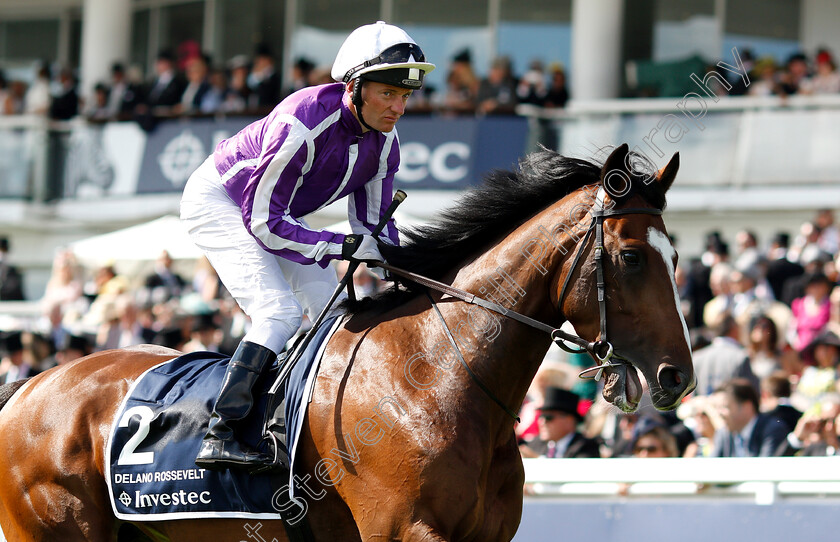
xmin=522 ymin=457 xmax=840 ymax=505
xmin=517 ymin=93 xmax=840 ymax=117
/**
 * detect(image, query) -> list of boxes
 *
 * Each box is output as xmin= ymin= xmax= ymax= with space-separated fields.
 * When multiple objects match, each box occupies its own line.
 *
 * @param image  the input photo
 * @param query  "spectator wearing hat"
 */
xmin=248 ymin=44 xmax=281 ymax=113
xmin=679 ymin=395 xmax=724 ymax=457
xmin=778 ymin=52 xmax=811 ymax=96
xmin=154 ymin=326 xmax=186 ymax=351
xmin=802 ymin=49 xmax=840 ymax=95
xmin=44 ymin=333 xmax=93 ymax=368
xmin=711 ymin=378 xmax=789 ymax=457
xmin=84 ymin=82 xmax=111 ymax=121
xmin=175 ymin=54 xmax=213 ymax=115
xmin=519 ymin=387 xmax=600 ymax=458
xmin=107 ymin=63 xmax=143 ymax=120
xmin=748 ymin=56 xmax=781 ymax=97
xmin=183 ymin=312 xmax=221 ymax=353
xmin=544 ymin=63 xmax=569 ymax=109
xmin=516 ymin=360 xmax=569 ymax=443
xmin=790 ymin=272 xmax=834 ymax=352
xmin=794 ymin=330 xmax=840 ymax=408
xmin=142 ymin=49 xmax=187 ymax=113
xmin=765 ymin=232 xmax=804 ymax=303
xmin=0 ymin=331 xmax=39 ymax=384
xmin=143 ymin=250 xmax=187 ymax=305
xmin=285 ymin=57 xmax=316 ymax=98
xmin=0 ymin=236 xmax=24 ymax=301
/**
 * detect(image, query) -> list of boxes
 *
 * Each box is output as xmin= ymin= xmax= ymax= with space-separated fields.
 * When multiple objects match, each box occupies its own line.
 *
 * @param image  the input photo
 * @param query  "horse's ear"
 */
xmin=657 ymin=152 xmax=679 ymax=193
xmin=600 ymin=143 xmax=630 ymax=184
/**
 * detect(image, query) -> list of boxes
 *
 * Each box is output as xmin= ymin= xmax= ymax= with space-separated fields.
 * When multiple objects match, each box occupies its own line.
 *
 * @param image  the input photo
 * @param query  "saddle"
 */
xmin=105 ymin=317 xmax=341 ymax=542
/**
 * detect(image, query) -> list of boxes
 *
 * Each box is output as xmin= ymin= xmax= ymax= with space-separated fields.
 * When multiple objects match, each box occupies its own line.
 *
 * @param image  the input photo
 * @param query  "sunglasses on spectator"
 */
xmin=634 ymin=445 xmax=663 ymax=453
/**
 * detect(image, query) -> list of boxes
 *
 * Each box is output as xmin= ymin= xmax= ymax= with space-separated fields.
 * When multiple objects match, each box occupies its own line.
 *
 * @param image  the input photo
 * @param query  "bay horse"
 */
xmin=0 ymin=144 xmax=694 ymax=541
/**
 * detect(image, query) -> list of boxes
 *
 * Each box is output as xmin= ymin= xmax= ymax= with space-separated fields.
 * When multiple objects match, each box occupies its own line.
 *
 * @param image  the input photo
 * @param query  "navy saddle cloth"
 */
xmin=105 ymin=316 xmax=340 ymax=520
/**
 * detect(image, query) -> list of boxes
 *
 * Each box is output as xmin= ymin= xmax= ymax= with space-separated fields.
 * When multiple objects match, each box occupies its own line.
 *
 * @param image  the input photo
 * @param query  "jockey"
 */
xmin=181 ymin=21 xmax=434 ymax=471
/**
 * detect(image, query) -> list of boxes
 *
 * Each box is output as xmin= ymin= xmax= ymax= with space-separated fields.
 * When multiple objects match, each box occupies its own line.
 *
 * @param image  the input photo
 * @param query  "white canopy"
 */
xmin=69 ymin=215 xmax=202 ymax=267
xmin=69 ymin=210 xmax=427 ymax=270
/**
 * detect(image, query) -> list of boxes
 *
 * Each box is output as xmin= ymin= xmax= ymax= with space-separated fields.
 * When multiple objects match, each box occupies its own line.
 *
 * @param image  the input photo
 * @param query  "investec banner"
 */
xmin=61 ymin=116 xmax=528 ymax=198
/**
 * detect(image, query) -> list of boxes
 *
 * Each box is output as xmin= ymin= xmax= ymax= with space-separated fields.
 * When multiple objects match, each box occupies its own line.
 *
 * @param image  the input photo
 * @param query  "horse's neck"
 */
xmin=444 ymin=201 xmax=578 ymax=424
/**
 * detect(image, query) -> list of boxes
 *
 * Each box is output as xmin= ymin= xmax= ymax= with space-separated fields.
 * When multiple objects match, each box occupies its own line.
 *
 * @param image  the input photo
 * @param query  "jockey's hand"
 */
xmin=342 ymin=234 xmax=384 ymax=265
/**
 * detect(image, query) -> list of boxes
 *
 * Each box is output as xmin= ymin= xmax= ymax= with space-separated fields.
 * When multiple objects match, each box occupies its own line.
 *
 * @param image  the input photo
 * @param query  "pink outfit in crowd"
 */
xmin=791 ymin=296 xmax=831 ymax=351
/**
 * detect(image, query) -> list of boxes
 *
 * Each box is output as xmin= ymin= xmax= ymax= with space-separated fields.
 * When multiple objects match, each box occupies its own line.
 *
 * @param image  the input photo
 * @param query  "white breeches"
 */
xmin=180 ymin=156 xmax=341 ymax=354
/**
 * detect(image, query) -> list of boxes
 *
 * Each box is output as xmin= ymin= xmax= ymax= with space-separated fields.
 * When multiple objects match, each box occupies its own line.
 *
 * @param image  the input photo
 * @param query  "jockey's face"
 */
xmin=352 ymin=80 xmax=412 ymax=133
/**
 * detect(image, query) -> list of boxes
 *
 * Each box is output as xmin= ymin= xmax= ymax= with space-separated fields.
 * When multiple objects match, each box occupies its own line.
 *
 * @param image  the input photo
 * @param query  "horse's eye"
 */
xmin=621 ymin=251 xmax=641 ymax=266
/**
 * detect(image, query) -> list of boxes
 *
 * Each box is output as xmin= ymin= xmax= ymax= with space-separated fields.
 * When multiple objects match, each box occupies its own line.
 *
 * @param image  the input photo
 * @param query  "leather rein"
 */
xmin=376 ymin=190 xmax=663 ymax=421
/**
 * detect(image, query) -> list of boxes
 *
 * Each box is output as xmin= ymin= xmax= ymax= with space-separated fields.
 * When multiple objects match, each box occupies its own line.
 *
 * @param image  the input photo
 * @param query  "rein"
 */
xmin=376 ymin=190 xmax=663 ymax=421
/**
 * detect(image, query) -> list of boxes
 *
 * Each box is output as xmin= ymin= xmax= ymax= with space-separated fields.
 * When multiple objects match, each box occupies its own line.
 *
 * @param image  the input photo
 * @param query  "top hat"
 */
xmin=0 ymin=331 xmax=23 ymax=356
xmin=58 ymin=333 xmax=91 ymax=354
xmin=191 ymin=312 xmax=218 ymax=333
xmin=452 ymin=49 xmax=471 ymax=63
xmin=538 ymin=387 xmax=584 ymax=422
xmin=805 ymin=272 xmax=834 ymax=288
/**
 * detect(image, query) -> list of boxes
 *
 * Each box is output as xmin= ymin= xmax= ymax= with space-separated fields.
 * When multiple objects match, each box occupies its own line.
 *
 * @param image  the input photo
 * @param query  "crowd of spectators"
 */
xmin=0 ymin=44 xmax=571 ymax=127
xmin=0 ymin=247 xmax=385 ymax=387
xmin=3 ymin=43 xmax=838 ymax=129
xmin=514 ymin=207 xmax=840 ymax=462
xmin=741 ymin=48 xmax=840 ymax=97
xmin=0 ymin=248 xmax=243 ymax=384
xmin=630 ymin=47 xmax=840 ymax=99
xmin=0 ymin=43 xmax=288 ymax=126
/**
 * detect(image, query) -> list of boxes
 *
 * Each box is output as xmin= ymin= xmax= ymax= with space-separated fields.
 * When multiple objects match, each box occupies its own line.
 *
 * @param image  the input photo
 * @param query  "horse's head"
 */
xmin=551 ymin=144 xmax=694 ymax=412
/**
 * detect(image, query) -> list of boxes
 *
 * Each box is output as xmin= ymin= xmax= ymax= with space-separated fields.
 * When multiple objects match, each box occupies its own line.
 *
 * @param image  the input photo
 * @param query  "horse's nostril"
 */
xmin=658 ymin=366 xmax=685 ymax=393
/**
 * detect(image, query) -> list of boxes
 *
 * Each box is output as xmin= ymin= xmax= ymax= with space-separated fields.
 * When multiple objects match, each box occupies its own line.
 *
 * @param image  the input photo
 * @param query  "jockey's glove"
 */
xmin=342 ymin=234 xmax=385 ymax=265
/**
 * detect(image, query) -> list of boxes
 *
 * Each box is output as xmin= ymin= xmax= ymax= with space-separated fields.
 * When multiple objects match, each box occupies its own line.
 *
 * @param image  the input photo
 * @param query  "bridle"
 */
xmin=554 ymin=187 xmax=663 ymax=380
xmin=378 ymin=186 xmax=664 ymax=420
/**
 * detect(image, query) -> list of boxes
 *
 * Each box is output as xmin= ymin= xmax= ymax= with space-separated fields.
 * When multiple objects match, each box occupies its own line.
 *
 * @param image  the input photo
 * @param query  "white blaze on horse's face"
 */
xmin=646 ymin=227 xmax=691 ymax=351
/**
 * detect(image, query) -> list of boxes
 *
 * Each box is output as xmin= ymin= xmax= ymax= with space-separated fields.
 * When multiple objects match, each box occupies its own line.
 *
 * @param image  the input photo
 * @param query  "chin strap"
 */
xmin=352 ymin=77 xmax=377 ymax=132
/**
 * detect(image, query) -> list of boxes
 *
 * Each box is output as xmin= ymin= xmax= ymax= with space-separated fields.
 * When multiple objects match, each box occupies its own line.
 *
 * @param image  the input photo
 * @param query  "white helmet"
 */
xmin=332 ymin=21 xmax=435 ymax=90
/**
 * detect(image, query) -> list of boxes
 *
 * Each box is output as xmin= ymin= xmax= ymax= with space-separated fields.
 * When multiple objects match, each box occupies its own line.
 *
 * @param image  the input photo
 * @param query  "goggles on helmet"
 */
xmin=342 ymin=42 xmax=427 ymax=82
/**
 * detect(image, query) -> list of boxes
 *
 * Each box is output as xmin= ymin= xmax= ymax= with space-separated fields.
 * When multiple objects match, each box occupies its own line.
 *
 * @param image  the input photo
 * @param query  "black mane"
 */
xmin=346 ymin=147 xmax=666 ymax=314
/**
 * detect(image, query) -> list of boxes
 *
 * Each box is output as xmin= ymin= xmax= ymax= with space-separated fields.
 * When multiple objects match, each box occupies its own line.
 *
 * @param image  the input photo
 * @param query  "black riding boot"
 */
xmin=195 ymin=341 xmax=276 ymax=471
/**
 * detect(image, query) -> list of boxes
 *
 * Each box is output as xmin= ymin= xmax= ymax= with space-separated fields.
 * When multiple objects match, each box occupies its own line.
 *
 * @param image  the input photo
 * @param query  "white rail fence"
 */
xmin=523 ymin=456 xmax=840 ymax=505
xmin=517 ymin=457 xmax=840 ymax=541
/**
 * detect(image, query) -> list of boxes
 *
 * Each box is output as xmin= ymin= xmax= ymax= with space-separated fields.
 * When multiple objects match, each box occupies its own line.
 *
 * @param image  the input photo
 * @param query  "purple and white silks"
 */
xmin=214 ymin=82 xmax=401 ymax=268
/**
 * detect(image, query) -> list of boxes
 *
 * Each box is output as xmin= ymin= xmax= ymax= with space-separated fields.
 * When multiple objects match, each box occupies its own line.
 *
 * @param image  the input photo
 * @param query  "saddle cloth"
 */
xmin=105 ymin=316 xmax=342 ymax=520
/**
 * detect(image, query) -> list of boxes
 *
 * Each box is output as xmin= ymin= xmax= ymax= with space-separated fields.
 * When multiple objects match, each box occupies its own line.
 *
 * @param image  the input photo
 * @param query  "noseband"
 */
xmin=378 ymin=187 xmax=664 ymax=420
xmin=553 ymin=188 xmax=663 ymax=381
